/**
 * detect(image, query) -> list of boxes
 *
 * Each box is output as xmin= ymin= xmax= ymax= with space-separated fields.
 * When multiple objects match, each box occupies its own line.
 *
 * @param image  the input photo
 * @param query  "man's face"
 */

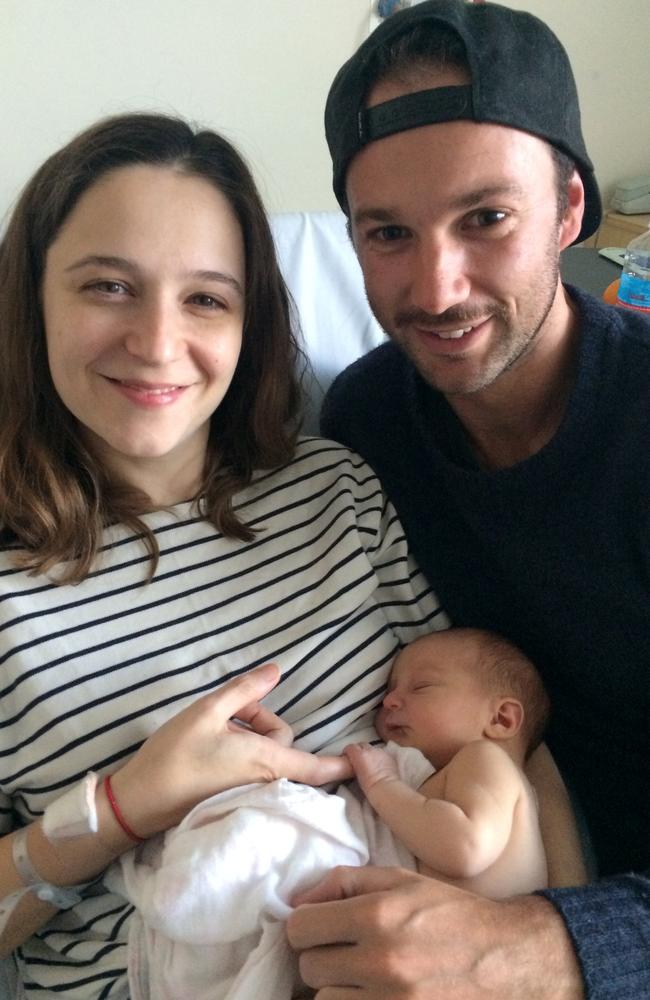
xmin=346 ymin=73 xmax=581 ymax=399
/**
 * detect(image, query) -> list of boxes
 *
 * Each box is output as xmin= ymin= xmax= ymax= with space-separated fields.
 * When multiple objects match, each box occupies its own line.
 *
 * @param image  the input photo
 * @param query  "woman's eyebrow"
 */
xmin=65 ymin=253 xmax=139 ymax=273
xmin=65 ymin=256 xmax=243 ymax=296
xmin=192 ymin=269 xmax=244 ymax=297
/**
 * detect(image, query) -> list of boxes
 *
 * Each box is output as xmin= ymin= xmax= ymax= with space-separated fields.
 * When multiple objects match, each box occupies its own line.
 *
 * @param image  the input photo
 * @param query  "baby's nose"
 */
xmin=382 ymin=689 xmax=400 ymax=710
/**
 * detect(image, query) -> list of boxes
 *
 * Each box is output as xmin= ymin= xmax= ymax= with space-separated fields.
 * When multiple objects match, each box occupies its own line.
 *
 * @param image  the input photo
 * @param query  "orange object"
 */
xmin=602 ymin=278 xmax=620 ymax=304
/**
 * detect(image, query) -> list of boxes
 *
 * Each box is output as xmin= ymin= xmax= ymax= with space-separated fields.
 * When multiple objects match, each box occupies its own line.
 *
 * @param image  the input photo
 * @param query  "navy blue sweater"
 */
xmin=322 ymin=287 xmax=650 ymax=997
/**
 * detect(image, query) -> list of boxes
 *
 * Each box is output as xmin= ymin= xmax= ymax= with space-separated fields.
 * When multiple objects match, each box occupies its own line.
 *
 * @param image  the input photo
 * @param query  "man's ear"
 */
xmin=559 ymin=169 xmax=585 ymax=250
xmin=484 ymin=698 xmax=524 ymax=743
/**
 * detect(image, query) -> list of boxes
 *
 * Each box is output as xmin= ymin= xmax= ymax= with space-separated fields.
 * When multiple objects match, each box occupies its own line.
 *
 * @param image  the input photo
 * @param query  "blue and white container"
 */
xmin=617 ymin=224 xmax=650 ymax=314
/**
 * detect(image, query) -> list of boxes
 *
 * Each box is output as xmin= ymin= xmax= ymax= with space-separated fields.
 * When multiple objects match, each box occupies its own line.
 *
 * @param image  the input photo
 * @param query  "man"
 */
xmin=287 ymin=2 xmax=650 ymax=997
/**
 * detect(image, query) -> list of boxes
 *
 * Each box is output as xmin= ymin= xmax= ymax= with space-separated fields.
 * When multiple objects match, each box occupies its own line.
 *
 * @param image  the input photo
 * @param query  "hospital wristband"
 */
xmin=11 ymin=826 xmax=86 ymax=909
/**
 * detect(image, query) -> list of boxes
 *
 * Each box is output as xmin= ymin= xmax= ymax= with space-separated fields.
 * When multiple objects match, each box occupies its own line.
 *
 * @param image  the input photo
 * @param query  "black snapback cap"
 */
xmin=325 ymin=0 xmax=601 ymax=244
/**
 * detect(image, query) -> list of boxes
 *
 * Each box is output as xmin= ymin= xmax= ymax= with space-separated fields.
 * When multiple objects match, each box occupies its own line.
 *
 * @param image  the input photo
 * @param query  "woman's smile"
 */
xmin=42 ymin=164 xmax=245 ymax=503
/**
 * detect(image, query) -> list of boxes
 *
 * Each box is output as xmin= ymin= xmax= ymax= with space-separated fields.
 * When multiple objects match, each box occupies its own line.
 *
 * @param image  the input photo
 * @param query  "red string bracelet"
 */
xmin=103 ymin=774 xmax=145 ymax=844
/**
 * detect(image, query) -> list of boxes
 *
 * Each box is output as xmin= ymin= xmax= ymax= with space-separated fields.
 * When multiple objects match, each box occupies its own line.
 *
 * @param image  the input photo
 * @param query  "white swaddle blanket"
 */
xmin=105 ymin=743 xmax=433 ymax=1000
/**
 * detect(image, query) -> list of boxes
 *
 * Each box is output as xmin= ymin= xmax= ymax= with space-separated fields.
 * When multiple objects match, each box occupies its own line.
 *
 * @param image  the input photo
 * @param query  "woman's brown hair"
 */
xmin=0 ymin=113 xmax=303 ymax=582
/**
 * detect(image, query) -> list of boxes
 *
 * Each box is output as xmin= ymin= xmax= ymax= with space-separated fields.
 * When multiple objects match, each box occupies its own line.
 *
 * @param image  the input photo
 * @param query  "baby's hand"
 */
xmin=344 ymin=743 xmax=399 ymax=794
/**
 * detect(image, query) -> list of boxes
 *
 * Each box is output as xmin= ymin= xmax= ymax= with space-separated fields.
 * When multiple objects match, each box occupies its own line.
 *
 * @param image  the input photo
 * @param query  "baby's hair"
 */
xmin=459 ymin=628 xmax=550 ymax=757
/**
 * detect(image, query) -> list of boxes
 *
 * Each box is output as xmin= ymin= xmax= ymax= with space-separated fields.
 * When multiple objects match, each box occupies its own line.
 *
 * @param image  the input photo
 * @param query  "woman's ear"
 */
xmin=484 ymin=698 xmax=524 ymax=743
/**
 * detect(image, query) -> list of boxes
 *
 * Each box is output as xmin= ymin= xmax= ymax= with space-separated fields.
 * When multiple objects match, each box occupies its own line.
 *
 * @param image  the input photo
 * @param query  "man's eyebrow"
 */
xmin=64 ymin=255 xmax=243 ymax=296
xmin=352 ymin=184 xmax=526 ymax=227
xmin=451 ymin=183 xmax=526 ymax=210
xmin=352 ymin=208 xmax=399 ymax=227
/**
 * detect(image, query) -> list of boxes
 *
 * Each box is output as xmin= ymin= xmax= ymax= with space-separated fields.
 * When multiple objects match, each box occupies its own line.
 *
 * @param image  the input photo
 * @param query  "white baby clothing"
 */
xmin=107 ymin=742 xmax=434 ymax=1000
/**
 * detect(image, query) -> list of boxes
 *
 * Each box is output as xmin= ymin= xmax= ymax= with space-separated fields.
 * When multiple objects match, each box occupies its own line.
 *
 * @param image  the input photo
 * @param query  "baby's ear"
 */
xmin=484 ymin=698 xmax=524 ymax=742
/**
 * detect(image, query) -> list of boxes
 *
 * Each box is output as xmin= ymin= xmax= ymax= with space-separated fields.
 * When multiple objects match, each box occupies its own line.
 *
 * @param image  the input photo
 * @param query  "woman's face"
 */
xmin=42 ymin=163 xmax=245 ymax=504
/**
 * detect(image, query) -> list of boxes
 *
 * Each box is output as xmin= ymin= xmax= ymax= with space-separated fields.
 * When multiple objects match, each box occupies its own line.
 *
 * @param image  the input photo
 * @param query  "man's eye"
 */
xmin=468 ymin=210 xmax=508 ymax=229
xmin=371 ymin=225 xmax=409 ymax=242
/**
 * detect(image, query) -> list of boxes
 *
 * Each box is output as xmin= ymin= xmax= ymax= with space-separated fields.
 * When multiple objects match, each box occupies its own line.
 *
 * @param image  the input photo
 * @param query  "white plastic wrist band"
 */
xmin=42 ymin=771 xmax=99 ymax=840
xmin=12 ymin=827 xmax=86 ymax=909
xmin=0 ymin=775 xmax=98 ymax=937
xmin=0 ymin=887 xmax=31 ymax=937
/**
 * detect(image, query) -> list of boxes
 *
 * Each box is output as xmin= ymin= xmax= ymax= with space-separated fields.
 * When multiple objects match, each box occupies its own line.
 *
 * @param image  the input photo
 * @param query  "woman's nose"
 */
xmin=124 ymin=300 xmax=184 ymax=364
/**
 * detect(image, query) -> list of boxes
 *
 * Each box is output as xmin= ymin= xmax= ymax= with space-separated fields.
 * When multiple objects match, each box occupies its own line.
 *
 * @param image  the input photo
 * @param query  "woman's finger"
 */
xmin=233 ymin=699 xmax=294 ymax=746
xmin=208 ymin=662 xmax=281 ymax=720
xmin=264 ymin=743 xmax=353 ymax=787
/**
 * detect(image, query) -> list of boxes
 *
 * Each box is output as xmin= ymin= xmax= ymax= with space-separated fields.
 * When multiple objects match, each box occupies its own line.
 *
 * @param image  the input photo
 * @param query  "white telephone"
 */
xmin=611 ymin=176 xmax=650 ymax=215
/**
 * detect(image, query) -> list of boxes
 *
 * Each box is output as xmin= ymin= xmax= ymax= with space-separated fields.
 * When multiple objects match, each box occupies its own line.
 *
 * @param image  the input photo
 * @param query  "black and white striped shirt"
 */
xmin=1 ymin=438 xmax=445 ymax=998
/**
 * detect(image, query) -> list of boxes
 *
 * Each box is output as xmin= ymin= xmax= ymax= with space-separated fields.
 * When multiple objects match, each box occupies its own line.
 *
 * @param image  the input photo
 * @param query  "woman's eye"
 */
xmin=86 ymin=280 xmax=129 ymax=295
xmin=188 ymin=293 xmax=225 ymax=310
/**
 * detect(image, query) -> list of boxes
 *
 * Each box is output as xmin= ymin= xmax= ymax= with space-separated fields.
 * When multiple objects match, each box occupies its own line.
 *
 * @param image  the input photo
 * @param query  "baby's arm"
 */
xmin=345 ymin=742 xmax=521 ymax=880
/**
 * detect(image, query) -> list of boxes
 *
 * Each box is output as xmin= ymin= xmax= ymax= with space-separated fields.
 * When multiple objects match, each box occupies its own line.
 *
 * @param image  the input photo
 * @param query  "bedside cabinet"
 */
xmin=595 ymin=210 xmax=650 ymax=249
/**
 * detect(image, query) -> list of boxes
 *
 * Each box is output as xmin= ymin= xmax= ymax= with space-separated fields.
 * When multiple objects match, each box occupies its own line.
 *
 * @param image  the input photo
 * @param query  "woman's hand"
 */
xmin=108 ymin=663 xmax=352 ymax=838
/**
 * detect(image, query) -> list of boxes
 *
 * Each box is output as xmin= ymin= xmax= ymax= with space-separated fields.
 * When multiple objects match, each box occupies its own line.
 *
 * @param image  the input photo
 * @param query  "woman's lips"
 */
xmin=105 ymin=377 xmax=189 ymax=407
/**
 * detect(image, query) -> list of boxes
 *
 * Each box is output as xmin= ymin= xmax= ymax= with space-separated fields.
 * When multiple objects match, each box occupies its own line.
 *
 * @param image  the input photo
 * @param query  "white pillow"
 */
xmin=271 ymin=211 xmax=386 ymax=433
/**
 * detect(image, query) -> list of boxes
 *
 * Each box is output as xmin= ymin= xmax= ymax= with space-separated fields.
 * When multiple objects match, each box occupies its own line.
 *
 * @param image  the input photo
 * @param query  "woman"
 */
xmin=0 ymin=113 xmax=443 ymax=996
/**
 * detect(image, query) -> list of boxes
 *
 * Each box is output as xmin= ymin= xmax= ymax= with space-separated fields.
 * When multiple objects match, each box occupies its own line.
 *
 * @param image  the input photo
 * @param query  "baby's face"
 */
xmin=377 ymin=633 xmax=490 ymax=768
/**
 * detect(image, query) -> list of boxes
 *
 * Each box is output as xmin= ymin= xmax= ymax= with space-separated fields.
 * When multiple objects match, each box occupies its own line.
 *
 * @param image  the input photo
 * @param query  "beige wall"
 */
xmin=1 ymin=0 xmax=649 ymax=223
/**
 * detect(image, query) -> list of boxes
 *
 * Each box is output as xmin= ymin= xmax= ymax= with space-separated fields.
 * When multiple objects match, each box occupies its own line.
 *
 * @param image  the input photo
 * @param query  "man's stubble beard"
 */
xmin=368 ymin=234 xmax=562 ymax=398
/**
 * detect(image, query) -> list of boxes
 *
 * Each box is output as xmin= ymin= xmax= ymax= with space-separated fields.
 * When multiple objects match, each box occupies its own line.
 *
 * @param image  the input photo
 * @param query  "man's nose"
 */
xmin=410 ymin=237 xmax=471 ymax=317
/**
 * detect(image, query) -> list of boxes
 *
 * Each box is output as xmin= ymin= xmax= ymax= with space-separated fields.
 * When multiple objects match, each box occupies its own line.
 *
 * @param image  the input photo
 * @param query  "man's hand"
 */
xmin=287 ymin=865 xmax=585 ymax=999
